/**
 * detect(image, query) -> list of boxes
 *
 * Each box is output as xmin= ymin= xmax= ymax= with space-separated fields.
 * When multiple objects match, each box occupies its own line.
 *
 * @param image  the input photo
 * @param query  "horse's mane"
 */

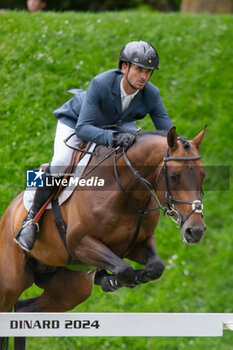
xmin=136 ymin=130 xmax=191 ymax=149
xmin=136 ymin=130 xmax=168 ymax=138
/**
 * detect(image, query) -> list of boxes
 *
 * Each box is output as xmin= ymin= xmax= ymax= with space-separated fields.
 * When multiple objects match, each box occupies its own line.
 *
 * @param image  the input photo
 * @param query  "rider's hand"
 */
xmin=112 ymin=133 xmax=135 ymax=149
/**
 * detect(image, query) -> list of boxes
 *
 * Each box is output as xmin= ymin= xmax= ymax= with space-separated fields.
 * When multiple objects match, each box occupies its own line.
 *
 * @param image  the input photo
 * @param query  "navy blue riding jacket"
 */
xmin=53 ymin=69 xmax=173 ymax=147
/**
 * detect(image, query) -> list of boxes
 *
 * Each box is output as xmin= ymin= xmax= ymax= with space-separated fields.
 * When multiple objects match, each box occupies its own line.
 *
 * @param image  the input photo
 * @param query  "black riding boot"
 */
xmin=14 ymin=173 xmax=58 ymax=252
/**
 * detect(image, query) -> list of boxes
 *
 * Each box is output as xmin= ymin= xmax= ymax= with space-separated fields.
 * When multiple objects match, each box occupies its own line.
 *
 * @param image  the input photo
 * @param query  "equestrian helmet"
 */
xmin=119 ymin=41 xmax=159 ymax=70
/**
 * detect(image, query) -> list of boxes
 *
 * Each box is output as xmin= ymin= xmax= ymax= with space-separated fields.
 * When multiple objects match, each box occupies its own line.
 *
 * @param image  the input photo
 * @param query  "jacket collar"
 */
xmin=112 ymin=72 xmax=123 ymax=115
xmin=112 ymin=70 xmax=123 ymax=95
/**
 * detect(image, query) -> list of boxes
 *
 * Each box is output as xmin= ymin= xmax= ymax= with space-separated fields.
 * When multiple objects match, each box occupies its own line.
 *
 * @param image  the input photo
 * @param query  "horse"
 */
xmin=0 ymin=126 xmax=206 ymax=347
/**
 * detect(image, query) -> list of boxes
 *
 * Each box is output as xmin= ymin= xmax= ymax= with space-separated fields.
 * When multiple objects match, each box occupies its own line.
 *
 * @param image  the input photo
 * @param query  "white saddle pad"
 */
xmin=23 ymin=143 xmax=96 ymax=212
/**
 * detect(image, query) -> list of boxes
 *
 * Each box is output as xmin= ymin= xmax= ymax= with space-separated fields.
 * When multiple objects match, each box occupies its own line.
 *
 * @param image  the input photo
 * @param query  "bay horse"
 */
xmin=0 ymin=127 xmax=206 ymax=321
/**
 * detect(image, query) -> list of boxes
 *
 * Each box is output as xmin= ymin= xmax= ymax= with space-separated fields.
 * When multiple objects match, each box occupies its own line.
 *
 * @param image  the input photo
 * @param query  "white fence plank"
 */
xmin=0 ymin=313 xmax=232 ymax=337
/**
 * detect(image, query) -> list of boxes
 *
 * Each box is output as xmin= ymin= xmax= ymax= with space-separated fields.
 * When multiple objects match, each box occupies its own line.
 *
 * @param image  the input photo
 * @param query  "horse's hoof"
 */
xmin=116 ymin=266 xmax=135 ymax=286
xmin=101 ymin=276 xmax=121 ymax=292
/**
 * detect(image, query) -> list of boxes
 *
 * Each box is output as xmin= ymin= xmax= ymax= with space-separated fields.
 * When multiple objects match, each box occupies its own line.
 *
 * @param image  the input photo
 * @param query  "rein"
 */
xmin=64 ymin=133 xmax=111 ymax=158
xmin=63 ymin=128 xmax=142 ymax=179
xmin=64 ymin=132 xmax=122 ymax=178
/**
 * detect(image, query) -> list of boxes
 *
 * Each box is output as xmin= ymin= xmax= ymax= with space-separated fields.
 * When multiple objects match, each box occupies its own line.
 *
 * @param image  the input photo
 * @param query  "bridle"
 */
xmin=160 ymin=144 xmax=204 ymax=227
xmin=114 ymin=142 xmax=204 ymax=257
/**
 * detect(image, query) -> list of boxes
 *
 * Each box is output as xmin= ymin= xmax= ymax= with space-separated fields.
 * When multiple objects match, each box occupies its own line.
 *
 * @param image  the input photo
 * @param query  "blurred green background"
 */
xmin=1 ymin=0 xmax=181 ymax=12
xmin=1 ymin=0 xmax=232 ymax=13
xmin=0 ymin=8 xmax=232 ymax=350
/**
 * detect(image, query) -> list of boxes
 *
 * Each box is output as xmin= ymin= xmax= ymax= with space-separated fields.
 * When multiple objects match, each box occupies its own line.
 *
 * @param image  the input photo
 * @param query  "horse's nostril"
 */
xmin=185 ymin=226 xmax=205 ymax=242
xmin=186 ymin=227 xmax=193 ymax=237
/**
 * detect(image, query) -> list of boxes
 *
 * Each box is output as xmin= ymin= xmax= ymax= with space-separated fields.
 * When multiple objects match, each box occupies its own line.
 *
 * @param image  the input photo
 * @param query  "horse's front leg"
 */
xmin=67 ymin=235 xmax=136 ymax=292
xmin=128 ymin=234 xmax=165 ymax=285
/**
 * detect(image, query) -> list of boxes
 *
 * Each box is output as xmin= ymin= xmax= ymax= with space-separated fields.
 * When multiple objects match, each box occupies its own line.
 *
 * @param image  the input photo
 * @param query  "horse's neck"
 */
xmin=117 ymin=137 xmax=166 ymax=193
xmin=127 ymin=136 xmax=166 ymax=169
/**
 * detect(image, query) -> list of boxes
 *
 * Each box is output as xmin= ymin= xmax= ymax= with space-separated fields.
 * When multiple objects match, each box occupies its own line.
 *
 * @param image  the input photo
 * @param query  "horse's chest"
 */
xmin=100 ymin=213 xmax=157 ymax=252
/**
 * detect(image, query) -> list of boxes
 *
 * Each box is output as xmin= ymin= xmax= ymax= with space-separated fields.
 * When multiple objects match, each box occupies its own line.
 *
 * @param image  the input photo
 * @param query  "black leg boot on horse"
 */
xmin=14 ymin=171 xmax=59 ymax=252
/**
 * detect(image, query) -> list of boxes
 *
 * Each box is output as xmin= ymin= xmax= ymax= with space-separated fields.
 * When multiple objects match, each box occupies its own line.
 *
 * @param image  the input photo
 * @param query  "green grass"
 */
xmin=0 ymin=10 xmax=233 ymax=350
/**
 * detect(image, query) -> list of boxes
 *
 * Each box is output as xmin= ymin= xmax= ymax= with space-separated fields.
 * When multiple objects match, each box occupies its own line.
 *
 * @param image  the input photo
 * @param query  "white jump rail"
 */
xmin=0 ymin=313 xmax=232 ymax=337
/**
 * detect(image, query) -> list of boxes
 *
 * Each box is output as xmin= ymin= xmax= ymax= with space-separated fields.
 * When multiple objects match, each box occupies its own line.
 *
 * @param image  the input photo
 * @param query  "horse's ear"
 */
xmin=167 ymin=126 xmax=178 ymax=151
xmin=192 ymin=124 xmax=207 ymax=150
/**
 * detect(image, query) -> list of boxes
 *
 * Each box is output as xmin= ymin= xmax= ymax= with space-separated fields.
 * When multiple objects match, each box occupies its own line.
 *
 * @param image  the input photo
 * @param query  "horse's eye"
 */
xmin=170 ymin=173 xmax=180 ymax=184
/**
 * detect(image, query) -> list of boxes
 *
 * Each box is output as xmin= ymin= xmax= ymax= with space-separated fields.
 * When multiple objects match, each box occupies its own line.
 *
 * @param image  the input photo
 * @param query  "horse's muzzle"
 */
xmin=181 ymin=221 xmax=206 ymax=244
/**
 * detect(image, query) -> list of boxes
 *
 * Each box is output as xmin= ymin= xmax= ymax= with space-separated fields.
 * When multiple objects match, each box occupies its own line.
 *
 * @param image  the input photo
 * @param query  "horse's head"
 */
xmin=157 ymin=126 xmax=207 ymax=244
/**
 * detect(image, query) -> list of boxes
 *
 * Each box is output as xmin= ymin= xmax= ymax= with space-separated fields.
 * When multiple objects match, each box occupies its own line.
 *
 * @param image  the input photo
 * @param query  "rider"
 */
xmin=14 ymin=40 xmax=173 ymax=252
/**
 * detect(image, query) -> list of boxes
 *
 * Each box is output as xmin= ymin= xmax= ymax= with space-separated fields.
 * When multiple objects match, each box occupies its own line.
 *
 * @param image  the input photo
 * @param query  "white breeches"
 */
xmin=50 ymin=120 xmax=82 ymax=177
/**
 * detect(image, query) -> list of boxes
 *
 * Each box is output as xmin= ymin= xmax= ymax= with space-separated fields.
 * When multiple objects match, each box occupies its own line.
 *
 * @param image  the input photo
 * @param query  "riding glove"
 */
xmin=112 ymin=133 xmax=135 ymax=149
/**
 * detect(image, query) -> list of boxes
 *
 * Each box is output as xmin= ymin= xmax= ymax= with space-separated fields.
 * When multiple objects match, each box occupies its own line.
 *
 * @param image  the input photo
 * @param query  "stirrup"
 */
xmin=14 ymin=219 xmax=40 ymax=252
xmin=21 ymin=219 xmax=39 ymax=231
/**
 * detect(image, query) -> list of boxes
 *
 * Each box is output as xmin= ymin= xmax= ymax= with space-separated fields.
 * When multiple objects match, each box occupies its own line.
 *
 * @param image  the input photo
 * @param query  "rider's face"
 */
xmin=121 ymin=63 xmax=153 ymax=94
